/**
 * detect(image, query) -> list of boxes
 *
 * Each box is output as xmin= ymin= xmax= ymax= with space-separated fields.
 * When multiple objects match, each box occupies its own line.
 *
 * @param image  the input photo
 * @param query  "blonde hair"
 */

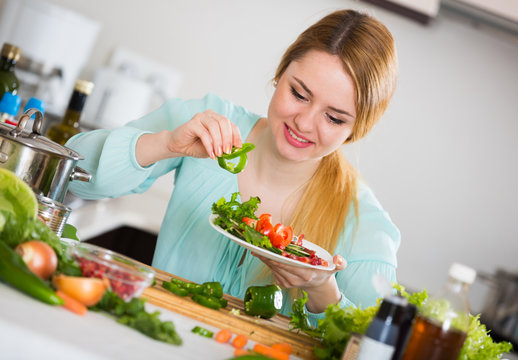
xmin=255 ymin=10 xmax=397 ymax=302
xmin=275 ymin=9 xmax=398 ymax=253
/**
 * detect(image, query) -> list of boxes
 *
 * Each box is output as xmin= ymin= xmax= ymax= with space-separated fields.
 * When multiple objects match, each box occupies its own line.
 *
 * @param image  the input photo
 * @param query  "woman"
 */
xmin=67 ymin=9 xmax=400 ymax=324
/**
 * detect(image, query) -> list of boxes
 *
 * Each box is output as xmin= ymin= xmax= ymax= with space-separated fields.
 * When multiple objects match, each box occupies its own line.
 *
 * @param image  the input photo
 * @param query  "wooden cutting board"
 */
xmin=142 ymin=267 xmax=321 ymax=360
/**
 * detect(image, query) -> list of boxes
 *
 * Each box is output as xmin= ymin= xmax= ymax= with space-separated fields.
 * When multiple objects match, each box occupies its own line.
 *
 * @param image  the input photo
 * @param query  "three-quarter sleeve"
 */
xmin=66 ymin=94 xmax=235 ymax=199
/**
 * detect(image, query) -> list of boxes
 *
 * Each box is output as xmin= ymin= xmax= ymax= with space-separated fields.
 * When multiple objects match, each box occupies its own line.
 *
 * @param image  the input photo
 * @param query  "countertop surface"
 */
xmin=0 ymin=281 xmax=261 ymax=360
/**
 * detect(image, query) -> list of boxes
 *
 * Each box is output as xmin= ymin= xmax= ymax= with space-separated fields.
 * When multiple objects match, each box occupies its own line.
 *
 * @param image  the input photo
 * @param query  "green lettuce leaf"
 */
xmin=289 ymin=285 xmax=513 ymax=360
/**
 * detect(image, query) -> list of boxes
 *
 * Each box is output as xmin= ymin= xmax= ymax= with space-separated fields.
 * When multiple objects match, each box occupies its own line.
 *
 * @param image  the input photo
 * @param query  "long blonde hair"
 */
xmin=275 ymin=9 xmax=398 ymax=254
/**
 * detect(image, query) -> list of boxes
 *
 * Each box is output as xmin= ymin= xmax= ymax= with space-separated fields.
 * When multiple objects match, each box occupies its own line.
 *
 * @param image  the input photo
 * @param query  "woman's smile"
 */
xmin=284 ymin=123 xmax=314 ymax=148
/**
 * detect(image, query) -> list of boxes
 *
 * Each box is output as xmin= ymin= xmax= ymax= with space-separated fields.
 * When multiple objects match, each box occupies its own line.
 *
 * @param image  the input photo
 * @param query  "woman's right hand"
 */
xmin=167 ymin=110 xmax=242 ymax=159
xmin=136 ymin=110 xmax=242 ymax=167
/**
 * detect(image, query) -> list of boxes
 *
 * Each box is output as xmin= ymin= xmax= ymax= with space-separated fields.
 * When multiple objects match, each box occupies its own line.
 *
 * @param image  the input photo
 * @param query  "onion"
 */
xmin=53 ymin=274 xmax=109 ymax=307
xmin=15 ymin=240 xmax=58 ymax=280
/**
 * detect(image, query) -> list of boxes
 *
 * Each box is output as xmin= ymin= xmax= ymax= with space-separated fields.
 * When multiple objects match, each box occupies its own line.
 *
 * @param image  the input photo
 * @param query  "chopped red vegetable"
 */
xmin=232 ymin=334 xmax=248 ymax=349
xmin=215 ymin=329 xmax=232 ymax=343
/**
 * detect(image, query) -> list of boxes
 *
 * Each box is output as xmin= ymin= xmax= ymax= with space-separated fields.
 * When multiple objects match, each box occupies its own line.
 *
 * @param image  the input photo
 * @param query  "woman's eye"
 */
xmin=290 ymin=87 xmax=307 ymax=101
xmin=327 ymin=114 xmax=345 ymax=125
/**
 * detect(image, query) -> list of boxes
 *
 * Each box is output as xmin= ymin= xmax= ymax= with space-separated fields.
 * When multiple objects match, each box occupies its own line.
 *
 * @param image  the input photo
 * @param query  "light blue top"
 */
xmin=67 ymin=93 xmax=400 ymax=324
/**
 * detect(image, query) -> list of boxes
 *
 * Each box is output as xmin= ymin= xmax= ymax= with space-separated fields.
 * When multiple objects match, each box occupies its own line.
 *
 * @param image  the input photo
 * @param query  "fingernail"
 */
xmin=217 ymin=146 xmax=222 ymax=156
xmin=210 ymin=151 xmax=216 ymax=160
xmin=226 ymin=145 xmax=231 ymax=154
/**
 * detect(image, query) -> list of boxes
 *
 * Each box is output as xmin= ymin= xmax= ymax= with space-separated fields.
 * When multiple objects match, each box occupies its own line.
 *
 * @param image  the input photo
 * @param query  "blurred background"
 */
xmin=1 ymin=0 xmax=517 ymax=348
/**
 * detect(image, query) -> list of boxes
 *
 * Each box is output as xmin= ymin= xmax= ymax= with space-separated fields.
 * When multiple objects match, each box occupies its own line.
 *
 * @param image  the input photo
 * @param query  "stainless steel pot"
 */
xmin=479 ymin=269 xmax=518 ymax=345
xmin=0 ymin=108 xmax=91 ymax=202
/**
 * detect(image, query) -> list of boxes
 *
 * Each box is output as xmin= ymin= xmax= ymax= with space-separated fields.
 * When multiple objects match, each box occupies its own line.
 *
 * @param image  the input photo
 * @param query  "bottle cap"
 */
xmin=0 ymin=92 xmax=21 ymax=115
xmin=1 ymin=43 xmax=22 ymax=61
xmin=449 ymin=262 xmax=476 ymax=284
xmin=74 ymin=79 xmax=94 ymax=95
xmin=24 ymin=97 xmax=46 ymax=118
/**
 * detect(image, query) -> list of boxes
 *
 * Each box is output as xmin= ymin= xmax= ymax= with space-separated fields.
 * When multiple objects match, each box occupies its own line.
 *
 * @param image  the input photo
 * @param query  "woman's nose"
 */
xmin=293 ymin=107 xmax=318 ymax=133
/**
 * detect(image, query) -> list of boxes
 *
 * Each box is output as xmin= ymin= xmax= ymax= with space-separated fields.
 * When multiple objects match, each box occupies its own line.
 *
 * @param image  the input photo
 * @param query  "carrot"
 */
xmin=253 ymin=343 xmax=290 ymax=360
xmin=272 ymin=342 xmax=293 ymax=355
xmin=56 ymin=290 xmax=87 ymax=316
xmin=215 ymin=328 xmax=232 ymax=343
xmin=234 ymin=347 xmax=250 ymax=357
xmin=232 ymin=334 xmax=248 ymax=349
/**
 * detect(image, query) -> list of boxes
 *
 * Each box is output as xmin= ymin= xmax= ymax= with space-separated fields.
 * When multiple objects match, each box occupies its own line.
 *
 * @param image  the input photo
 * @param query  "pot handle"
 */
xmin=70 ymin=166 xmax=92 ymax=182
xmin=9 ymin=108 xmax=43 ymax=137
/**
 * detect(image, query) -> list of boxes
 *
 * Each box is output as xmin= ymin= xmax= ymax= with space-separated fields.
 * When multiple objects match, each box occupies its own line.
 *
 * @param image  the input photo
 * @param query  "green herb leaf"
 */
xmin=92 ymin=290 xmax=182 ymax=345
xmin=289 ymin=285 xmax=513 ymax=360
xmin=62 ymin=224 xmax=79 ymax=240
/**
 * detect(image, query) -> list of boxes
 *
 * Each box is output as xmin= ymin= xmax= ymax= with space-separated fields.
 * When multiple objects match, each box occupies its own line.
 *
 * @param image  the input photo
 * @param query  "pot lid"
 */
xmin=0 ymin=110 xmax=83 ymax=160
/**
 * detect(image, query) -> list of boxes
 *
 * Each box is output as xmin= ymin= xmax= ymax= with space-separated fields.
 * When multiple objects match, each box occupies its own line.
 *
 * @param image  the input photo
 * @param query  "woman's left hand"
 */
xmin=252 ymin=253 xmax=347 ymax=313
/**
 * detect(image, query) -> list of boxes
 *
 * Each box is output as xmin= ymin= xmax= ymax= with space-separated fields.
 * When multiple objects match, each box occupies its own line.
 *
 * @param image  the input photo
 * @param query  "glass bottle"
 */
xmin=357 ymin=296 xmax=412 ymax=360
xmin=401 ymin=263 xmax=476 ymax=360
xmin=0 ymin=43 xmax=21 ymax=100
xmin=46 ymin=79 xmax=94 ymax=145
xmin=0 ymin=92 xmax=21 ymax=125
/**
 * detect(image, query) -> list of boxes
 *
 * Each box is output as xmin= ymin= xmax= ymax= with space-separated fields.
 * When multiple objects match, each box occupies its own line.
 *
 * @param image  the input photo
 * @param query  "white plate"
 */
xmin=209 ymin=214 xmax=335 ymax=271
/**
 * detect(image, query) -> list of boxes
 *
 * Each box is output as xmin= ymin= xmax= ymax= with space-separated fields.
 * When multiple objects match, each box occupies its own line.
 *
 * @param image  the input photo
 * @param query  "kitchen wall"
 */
xmin=2 ymin=0 xmax=517 ymax=311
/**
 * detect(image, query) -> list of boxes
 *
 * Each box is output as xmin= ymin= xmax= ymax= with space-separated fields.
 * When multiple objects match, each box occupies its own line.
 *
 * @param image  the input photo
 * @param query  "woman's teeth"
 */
xmin=287 ymin=127 xmax=309 ymax=143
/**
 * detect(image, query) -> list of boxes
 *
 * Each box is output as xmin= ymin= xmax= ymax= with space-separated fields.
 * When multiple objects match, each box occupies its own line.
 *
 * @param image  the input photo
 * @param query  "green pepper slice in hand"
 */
xmin=244 ymin=284 xmax=283 ymax=319
xmin=217 ymin=143 xmax=255 ymax=174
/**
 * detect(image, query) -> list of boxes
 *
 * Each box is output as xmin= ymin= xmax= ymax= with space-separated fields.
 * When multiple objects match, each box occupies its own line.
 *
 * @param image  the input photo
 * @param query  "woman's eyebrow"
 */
xmin=294 ymin=77 xmax=354 ymax=119
xmin=329 ymin=106 xmax=355 ymax=119
xmin=294 ymin=77 xmax=313 ymax=96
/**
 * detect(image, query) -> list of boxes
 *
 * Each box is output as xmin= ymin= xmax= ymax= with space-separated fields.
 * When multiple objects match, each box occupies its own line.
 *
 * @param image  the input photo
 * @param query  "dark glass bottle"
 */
xmin=357 ymin=296 xmax=412 ymax=360
xmin=46 ymin=79 xmax=94 ymax=145
xmin=0 ymin=43 xmax=21 ymax=101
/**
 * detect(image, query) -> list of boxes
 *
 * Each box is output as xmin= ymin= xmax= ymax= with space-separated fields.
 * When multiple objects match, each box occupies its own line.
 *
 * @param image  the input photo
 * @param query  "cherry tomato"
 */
xmin=256 ymin=214 xmax=274 ymax=236
xmin=15 ymin=240 xmax=58 ymax=280
xmin=268 ymin=231 xmax=285 ymax=249
xmin=272 ymin=224 xmax=293 ymax=249
xmin=242 ymin=217 xmax=257 ymax=227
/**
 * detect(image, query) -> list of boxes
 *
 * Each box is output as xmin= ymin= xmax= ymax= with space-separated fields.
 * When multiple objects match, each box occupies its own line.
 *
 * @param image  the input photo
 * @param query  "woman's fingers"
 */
xmin=230 ymin=122 xmax=243 ymax=149
xmin=173 ymin=110 xmax=242 ymax=159
xmin=198 ymin=111 xmax=237 ymax=157
xmin=333 ymin=255 xmax=347 ymax=272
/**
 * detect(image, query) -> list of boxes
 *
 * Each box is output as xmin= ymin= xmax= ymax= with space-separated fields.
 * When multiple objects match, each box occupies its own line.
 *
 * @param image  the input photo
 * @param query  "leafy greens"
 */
xmin=211 ymin=192 xmax=272 ymax=248
xmin=289 ymin=285 xmax=512 ymax=360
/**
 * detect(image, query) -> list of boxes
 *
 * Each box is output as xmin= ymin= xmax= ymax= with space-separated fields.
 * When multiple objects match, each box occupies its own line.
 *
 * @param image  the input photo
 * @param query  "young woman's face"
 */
xmin=267 ymin=50 xmax=357 ymax=162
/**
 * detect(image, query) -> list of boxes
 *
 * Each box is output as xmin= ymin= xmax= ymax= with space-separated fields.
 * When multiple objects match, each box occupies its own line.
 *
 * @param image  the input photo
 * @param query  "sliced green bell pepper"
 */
xmin=191 ymin=326 xmax=214 ymax=338
xmin=244 ymin=284 xmax=283 ymax=319
xmin=192 ymin=294 xmax=224 ymax=310
xmin=162 ymin=281 xmax=189 ymax=296
xmin=162 ymin=278 xmax=227 ymax=310
xmin=201 ymin=281 xmax=223 ymax=298
xmin=217 ymin=143 xmax=255 ymax=174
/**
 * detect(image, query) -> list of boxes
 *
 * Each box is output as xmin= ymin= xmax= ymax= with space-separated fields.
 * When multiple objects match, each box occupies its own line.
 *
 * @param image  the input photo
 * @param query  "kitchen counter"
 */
xmin=0 ymin=282 xmax=240 ymax=360
xmin=0 ymin=269 xmax=316 ymax=360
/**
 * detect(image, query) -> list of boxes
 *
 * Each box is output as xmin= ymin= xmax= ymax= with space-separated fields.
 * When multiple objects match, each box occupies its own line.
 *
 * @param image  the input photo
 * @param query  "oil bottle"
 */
xmin=401 ymin=263 xmax=476 ymax=360
xmin=0 ymin=43 xmax=21 ymax=100
xmin=46 ymin=79 xmax=93 ymax=145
